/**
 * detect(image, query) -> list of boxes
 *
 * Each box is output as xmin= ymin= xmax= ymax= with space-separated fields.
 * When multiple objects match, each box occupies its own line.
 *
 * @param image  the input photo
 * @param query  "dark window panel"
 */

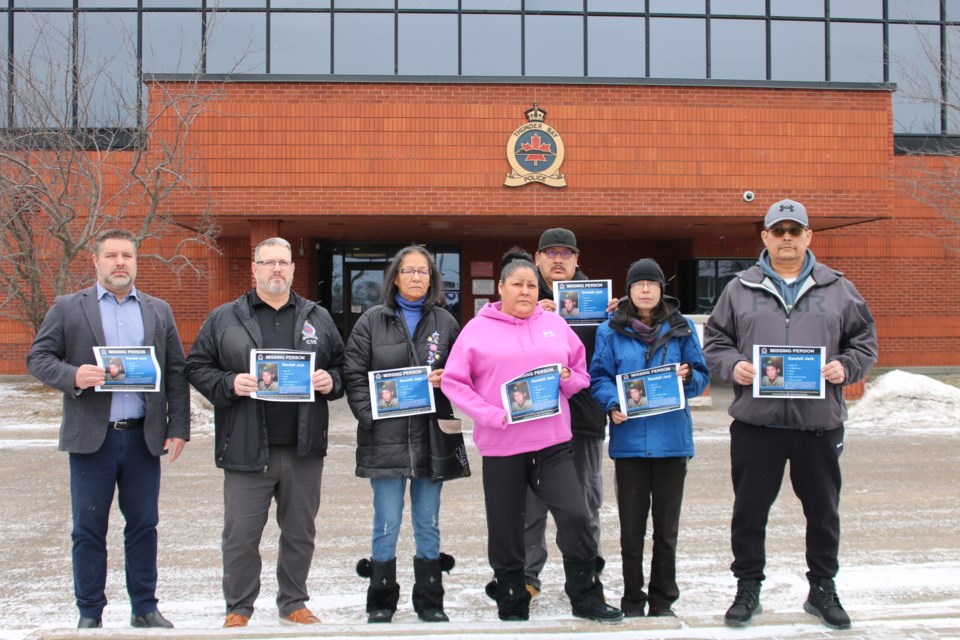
xmin=143 ymin=0 xmax=201 ymax=7
xmin=462 ymin=0 xmax=520 ymax=9
xmin=336 ymin=0 xmax=394 ymax=8
xmin=771 ymin=0 xmax=823 ymax=18
xmin=398 ymin=13 xmax=458 ymax=75
xmin=649 ymin=0 xmax=703 ymax=14
xmin=650 ymin=17 xmax=705 ymax=78
xmin=462 ymin=14 xmax=521 ymax=76
xmin=78 ymin=12 xmax=138 ymax=127
xmin=588 ymin=0 xmax=645 ymax=13
xmin=527 ymin=0 xmax=583 ymax=11
xmin=271 ymin=13 xmax=331 ymax=74
xmin=526 ymin=14 xmax=583 ymax=76
xmin=143 ymin=12 xmax=202 ymax=74
xmin=0 ymin=13 xmax=7 ymax=128
xmin=710 ymin=0 xmax=764 ymax=15
xmin=889 ymin=0 xmax=940 ymax=22
xmin=830 ymin=22 xmax=883 ymax=82
xmin=206 ymin=13 xmax=266 ymax=74
xmin=890 ymin=23 xmax=941 ymax=133
xmin=399 ymin=0 xmax=458 ymax=8
xmin=79 ymin=0 xmax=139 ymax=7
xmin=587 ymin=16 xmax=644 ymax=77
xmin=334 ymin=13 xmax=394 ymax=74
xmin=947 ymin=26 xmax=960 ymax=133
xmin=830 ymin=0 xmax=882 ymax=19
xmin=12 ymin=12 xmax=71 ymax=128
xmin=771 ymin=20 xmax=824 ymax=81
xmin=711 ymin=18 xmax=765 ymax=80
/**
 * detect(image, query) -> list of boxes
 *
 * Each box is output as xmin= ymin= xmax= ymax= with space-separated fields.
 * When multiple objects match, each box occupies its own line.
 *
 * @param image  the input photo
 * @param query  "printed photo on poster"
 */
xmin=501 ymin=364 xmax=562 ymax=424
xmin=752 ymin=345 xmax=826 ymax=399
xmin=93 ymin=346 xmax=161 ymax=392
xmin=369 ymin=366 xmax=436 ymax=420
xmin=552 ymin=280 xmax=613 ymax=325
xmin=616 ymin=364 xmax=685 ymax=419
xmin=249 ymin=349 xmax=316 ymax=402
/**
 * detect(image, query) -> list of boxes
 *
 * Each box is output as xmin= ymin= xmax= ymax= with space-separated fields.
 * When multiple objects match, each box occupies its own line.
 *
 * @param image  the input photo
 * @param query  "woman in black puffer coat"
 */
xmin=343 ymin=245 xmax=460 ymax=624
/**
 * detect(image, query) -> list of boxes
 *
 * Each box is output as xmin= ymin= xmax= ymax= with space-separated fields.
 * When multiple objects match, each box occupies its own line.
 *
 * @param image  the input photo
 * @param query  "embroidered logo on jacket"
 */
xmin=302 ymin=321 xmax=318 ymax=345
xmin=426 ymin=331 xmax=443 ymax=366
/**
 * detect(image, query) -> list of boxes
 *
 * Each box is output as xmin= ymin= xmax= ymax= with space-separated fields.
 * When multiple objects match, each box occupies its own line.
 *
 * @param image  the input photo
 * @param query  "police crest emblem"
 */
xmin=504 ymin=103 xmax=567 ymax=188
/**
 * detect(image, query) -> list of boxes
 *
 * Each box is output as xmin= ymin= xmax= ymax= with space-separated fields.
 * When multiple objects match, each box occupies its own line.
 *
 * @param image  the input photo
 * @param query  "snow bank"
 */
xmin=847 ymin=370 xmax=960 ymax=434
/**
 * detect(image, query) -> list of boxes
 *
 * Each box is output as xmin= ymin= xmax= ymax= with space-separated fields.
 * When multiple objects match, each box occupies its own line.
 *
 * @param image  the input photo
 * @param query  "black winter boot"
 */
xmin=803 ymin=577 xmax=851 ymax=630
xmin=563 ymin=558 xmax=624 ymax=624
xmin=485 ymin=568 xmax=530 ymax=621
xmin=356 ymin=558 xmax=400 ymax=623
xmin=412 ymin=554 xmax=453 ymax=622
xmin=724 ymin=578 xmax=762 ymax=627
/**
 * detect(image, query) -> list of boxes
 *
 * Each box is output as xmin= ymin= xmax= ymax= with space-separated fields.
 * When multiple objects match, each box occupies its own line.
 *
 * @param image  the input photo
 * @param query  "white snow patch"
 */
xmin=847 ymin=370 xmax=960 ymax=434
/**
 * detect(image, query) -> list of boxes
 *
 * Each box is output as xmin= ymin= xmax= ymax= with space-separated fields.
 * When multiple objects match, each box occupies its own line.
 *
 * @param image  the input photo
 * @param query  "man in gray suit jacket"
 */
xmin=27 ymin=229 xmax=190 ymax=630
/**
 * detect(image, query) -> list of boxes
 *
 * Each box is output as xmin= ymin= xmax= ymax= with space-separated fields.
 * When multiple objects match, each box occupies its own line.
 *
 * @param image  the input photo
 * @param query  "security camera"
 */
xmin=743 ymin=191 xmax=755 ymax=202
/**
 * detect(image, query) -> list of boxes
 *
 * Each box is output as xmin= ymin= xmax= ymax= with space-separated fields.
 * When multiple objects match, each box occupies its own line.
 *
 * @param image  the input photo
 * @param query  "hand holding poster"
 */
xmin=752 ymin=345 xmax=826 ymax=399
xmin=250 ymin=349 xmax=316 ymax=402
xmin=369 ymin=366 xmax=436 ymax=419
xmin=502 ymin=364 xmax=563 ymax=424
xmin=93 ymin=346 xmax=161 ymax=392
xmin=552 ymin=280 xmax=613 ymax=325
xmin=615 ymin=363 xmax=685 ymax=419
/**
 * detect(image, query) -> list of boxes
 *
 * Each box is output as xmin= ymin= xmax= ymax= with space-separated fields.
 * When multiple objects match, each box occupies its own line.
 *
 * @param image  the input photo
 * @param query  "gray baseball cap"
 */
xmin=764 ymin=199 xmax=809 ymax=228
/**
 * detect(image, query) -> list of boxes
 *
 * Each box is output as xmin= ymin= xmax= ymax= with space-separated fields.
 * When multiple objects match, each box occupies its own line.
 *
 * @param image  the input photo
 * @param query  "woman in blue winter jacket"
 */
xmin=589 ymin=258 xmax=710 ymax=618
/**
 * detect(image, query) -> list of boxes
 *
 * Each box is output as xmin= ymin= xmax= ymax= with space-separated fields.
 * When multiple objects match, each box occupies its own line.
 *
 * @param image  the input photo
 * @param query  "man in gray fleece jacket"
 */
xmin=703 ymin=199 xmax=877 ymax=632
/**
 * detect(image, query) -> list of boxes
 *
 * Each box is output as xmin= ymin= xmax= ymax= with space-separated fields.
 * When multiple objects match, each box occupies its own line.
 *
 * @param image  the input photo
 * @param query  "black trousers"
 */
xmin=615 ymin=456 xmax=688 ymax=610
xmin=482 ymin=442 xmax=596 ymax=572
xmin=729 ymin=420 xmax=843 ymax=582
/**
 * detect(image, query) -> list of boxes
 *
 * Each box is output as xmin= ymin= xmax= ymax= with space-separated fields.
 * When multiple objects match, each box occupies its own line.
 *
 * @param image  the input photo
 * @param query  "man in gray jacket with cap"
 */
xmin=704 ymin=199 xmax=877 ymax=631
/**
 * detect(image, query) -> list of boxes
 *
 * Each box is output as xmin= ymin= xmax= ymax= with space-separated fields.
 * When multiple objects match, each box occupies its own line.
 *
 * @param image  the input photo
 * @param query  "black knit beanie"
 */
xmin=625 ymin=258 xmax=665 ymax=296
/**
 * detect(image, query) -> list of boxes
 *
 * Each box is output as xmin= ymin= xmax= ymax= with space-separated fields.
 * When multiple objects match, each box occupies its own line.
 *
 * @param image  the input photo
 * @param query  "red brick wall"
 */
xmin=3 ymin=82 xmax=959 ymax=373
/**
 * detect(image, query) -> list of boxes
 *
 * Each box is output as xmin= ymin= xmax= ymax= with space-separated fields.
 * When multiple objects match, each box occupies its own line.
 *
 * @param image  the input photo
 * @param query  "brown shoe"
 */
xmin=280 ymin=608 xmax=321 ymax=625
xmin=223 ymin=613 xmax=249 ymax=628
xmin=525 ymin=583 xmax=540 ymax=601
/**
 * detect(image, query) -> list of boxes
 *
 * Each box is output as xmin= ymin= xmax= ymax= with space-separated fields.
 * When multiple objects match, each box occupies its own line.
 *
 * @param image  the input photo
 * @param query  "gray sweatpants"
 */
xmin=524 ymin=433 xmax=604 ymax=589
xmin=222 ymin=446 xmax=324 ymax=617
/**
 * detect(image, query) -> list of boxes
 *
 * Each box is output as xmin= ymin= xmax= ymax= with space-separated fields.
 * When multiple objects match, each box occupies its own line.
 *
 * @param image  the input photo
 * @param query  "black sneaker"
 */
xmin=647 ymin=604 xmax=676 ymax=617
xmin=803 ymin=578 xmax=851 ymax=630
xmin=724 ymin=579 xmax=762 ymax=627
xmin=573 ymin=600 xmax=625 ymax=624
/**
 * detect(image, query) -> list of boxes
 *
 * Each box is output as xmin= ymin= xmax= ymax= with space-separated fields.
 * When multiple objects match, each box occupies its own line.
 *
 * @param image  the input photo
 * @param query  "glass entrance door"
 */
xmin=344 ymin=262 xmax=390 ymax=333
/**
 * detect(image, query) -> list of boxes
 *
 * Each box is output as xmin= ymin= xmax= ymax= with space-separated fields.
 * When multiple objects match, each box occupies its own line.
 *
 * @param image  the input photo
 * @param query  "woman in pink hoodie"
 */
xmin=441 ymin=250 xmax=623 ymax=625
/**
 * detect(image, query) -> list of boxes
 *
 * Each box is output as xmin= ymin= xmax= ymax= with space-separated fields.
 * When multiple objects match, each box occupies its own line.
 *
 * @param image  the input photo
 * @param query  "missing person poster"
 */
xmin=250 ymin=349 xmax=316 ymax=402
xmin=552 ymin=280 xmax=613 ymax=325
xmin=616 ymin=363 xmax=685 ymax=419
xmin=93 ymin=346 xmax=161 ymax=392
xmin=502 ymin=364 xmax=563 ymax=424
xmin=752 ymin=345 xmax=826 ymax=399
xmin=369 ymin=366 xmax=435 ymax=420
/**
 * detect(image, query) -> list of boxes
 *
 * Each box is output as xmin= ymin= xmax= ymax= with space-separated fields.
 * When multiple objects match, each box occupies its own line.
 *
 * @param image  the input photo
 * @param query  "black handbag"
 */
xmin=399 ymin=319 xmax=471 ymax=483
xmin=428 ymin=417 xmax=471 ymax=483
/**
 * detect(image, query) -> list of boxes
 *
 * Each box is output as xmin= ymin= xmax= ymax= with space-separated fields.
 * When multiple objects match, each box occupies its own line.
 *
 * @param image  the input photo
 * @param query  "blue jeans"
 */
xmin=69 ymin=425 xmax=161 ymax=618
xmin=370 ymin=477 xmax=442 ymax=562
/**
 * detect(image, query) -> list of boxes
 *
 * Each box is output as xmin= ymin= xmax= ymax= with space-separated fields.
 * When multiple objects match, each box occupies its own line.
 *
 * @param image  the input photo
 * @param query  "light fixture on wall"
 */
xmin=299 ymin=237 xmax=305 ymax=256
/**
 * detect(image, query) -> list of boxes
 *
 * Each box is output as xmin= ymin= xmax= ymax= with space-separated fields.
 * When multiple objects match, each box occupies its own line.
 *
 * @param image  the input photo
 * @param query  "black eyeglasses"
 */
xmin=543 ymin=249 xmax=576 ymax=259
xmin=768 ymin=226 xmax=806 ymax=238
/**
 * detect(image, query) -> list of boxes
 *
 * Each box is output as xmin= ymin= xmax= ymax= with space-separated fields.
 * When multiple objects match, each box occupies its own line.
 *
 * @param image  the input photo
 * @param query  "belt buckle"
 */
xmin=112 ymin=420 xmax=133 ymax=430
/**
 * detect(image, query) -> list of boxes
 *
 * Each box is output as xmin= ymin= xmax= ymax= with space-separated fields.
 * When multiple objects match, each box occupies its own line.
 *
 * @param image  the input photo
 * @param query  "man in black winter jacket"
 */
xmin=184 ymin=237 xmax=344 ymax=629
xmin=524 ymin=228 xmax=614 ymax=598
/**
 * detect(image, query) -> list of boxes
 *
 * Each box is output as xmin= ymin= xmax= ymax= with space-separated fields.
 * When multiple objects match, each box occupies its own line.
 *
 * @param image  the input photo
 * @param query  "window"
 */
xmin=678 ymin=259 xmax=753 ymax=314
xmin=399 ymin=13 xmax=458 ymax=75
xmin=270 ymin=13 xmax=331 ymax=74
xmin=650 ymin=18 xmax=705 ymax=78
xmin=588 ymin=16 xmax=645 ymax=77
xmin=526 ymin=14 xmax=583 ymax=76
xmin=334 ymin=12 xmax=394 ymax=75
xmin=711 ymin=18 xmax=765 ymax=80
xmin=830 ymin=22 xmax=883 ymax=82
xmin=889 ymin=23 xmax=941 ymax=133
xmin=78 ymin=12 xmax=138 ymax=127
xmin=771 ymin=20 xmax=824 ymax=81
xmin=462 ymin=14 xmax=521 ymax=76
xmin=143 ymin=13 xmax=202 ymax=75
xmin=12 ymin=12 xmax=71 ymax=128
xmin=206 ymin=12 xmax=267 ymax=74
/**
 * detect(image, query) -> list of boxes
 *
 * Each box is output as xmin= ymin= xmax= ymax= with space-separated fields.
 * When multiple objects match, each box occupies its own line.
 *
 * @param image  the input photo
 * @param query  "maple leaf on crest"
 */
xmin=519 ymin=133 xmax=553 ymax=166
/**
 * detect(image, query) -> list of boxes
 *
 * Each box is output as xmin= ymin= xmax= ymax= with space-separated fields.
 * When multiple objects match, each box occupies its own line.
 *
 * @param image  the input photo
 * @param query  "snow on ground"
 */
xmin=1 ymin=371 xmax=959 ymax=640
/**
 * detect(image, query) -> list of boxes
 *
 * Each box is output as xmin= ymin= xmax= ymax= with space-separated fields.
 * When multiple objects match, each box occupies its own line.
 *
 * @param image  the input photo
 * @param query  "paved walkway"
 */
xmin=0 ymin=379 xmax=958 ymax=639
